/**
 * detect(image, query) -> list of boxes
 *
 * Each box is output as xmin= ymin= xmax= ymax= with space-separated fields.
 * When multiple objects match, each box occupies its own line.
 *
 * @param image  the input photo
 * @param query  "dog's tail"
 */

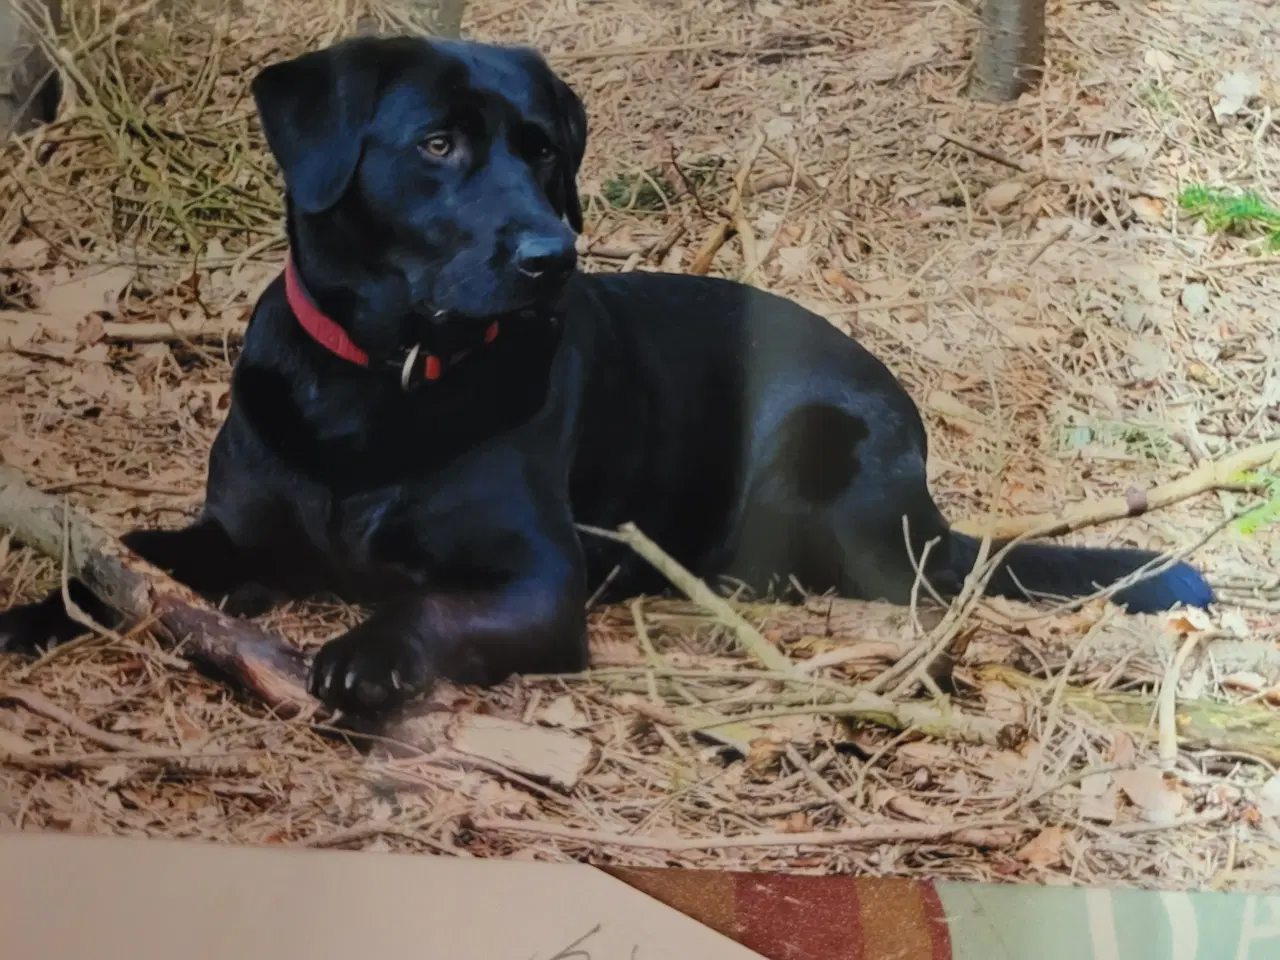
xmin=941 ymin=532 xmax=1213 ymax=614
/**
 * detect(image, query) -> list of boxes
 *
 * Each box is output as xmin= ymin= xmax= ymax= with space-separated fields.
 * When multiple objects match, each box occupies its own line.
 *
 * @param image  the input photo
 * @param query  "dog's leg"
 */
xmin=309 ymin=553 xmax=587 ymax=716
xmin=0 ymin=519 xmax=277 ymax=654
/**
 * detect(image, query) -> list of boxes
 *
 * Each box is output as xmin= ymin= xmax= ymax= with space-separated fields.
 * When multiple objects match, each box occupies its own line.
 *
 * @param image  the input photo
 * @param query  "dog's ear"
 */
xmin=551 ymin=75 xmax=588 ymax=233
xmin=251 ymin=45 xmax=379 ymax=215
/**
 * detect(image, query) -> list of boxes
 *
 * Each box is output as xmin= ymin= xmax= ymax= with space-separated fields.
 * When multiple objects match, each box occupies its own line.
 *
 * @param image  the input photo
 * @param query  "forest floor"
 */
xmin=2 ymin=0 xmax=1279 ymax=891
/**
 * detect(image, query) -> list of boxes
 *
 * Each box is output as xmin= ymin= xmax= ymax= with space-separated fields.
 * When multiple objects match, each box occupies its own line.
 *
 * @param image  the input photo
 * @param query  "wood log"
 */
xmin=967 ymin=0 xmax=1045 ymax=102
xmin=0 ymin=464 xmax=603 ymax=789
xmin=0 ymin=463 xmax=311 ymax=715
xmin=0 ymin=0 xmax=62 ymax=136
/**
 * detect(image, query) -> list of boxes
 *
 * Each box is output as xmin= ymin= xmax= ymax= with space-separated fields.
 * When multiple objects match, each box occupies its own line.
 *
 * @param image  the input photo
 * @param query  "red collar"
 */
xmin=284 ymin=254 xmax=497 ymax=386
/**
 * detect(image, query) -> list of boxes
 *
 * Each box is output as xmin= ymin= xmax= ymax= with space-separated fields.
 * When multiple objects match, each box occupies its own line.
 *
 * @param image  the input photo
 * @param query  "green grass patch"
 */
xmin=1178 ymin=185 xmax=1280 ymax=251
xmin=1137 ymin=81 xmax=1177 ymax=113
xmin=1232 ymin=470 xmax=1280 ymax=537
xmin=1058 ymin=418 xmax=1174 ymax=462
xmin=601 ymin=156 xmax=724 ymax=212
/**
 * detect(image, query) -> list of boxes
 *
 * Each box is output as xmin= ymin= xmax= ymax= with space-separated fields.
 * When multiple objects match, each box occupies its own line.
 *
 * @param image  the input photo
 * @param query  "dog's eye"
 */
xmin=419 ymin=134 xmax=455 ymax=159
xmin=532 ymin=142 xmax=558 ymax=164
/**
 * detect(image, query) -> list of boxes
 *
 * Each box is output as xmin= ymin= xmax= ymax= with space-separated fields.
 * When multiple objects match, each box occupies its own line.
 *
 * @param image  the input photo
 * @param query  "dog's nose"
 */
xmin=512 ymin=234 xmax=577 ymax=281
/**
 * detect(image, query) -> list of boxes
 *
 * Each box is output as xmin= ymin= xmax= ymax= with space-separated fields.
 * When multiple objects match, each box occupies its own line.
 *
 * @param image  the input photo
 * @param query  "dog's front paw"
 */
xmin=0 ymin=595 xmax=81 ymax=656
xmin=308 ymin=619 xmax=432 ymax=716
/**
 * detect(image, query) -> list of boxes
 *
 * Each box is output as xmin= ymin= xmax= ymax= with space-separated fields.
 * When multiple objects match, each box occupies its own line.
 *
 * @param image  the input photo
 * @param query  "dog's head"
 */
xmin=251 ymin=37 xmax=587 ymax=342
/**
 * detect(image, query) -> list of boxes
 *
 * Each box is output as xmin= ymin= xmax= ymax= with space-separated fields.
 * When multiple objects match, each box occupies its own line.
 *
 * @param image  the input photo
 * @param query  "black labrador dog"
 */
xmin=0 ymin=37 xmax=1212 ymax=717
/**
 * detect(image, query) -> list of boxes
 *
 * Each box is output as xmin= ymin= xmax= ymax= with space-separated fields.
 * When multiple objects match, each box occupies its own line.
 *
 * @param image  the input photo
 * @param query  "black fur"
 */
xmin=0 ymin=37 xmax=1213 ymax=718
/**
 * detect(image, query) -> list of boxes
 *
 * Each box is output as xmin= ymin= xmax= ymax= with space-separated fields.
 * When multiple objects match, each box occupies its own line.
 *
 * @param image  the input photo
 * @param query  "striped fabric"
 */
xmin=606 ymin=867 xmax=1280 ymax=960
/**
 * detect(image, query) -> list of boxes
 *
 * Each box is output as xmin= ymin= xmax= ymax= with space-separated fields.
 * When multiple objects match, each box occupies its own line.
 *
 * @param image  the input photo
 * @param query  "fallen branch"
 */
xmin=589 ymin=671 xmax=1007 ymax=745
xmin=953 ymin=438 xmax=1280 ymax=539
xmin=0 ymin=464 xmax=313 ymax=715
xmin=1 ymin=464 xmax=601 ymax=788
xmin=101 ymin=319 xmax=244 ymax=344
xmin=982 ymin=664 xmax=1280 ymax=764
xmin=577 ymin=522 xmax=797 ymax=675
xmin=474 ymin=816 xmax=1021 ymax=851
xmin=686 ymin=688 xmax=1007 ymax=745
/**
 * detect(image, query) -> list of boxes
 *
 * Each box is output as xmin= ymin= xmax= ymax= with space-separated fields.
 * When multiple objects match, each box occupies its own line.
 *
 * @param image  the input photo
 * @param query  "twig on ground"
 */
xmin=953 ymin=439 xmax=1280 ymax=539
xmin=474 ymin=816 xmax=1021 ymax=850
xmin=577 ymin=522 xmax=796 ymax=674
xmin=1158 ymin=631 xmax=1202 ymax=772
xmin=0 ymin=463 xmax=314 ymax=716
xmin=0 ymin=684 xmax=160 ymax=753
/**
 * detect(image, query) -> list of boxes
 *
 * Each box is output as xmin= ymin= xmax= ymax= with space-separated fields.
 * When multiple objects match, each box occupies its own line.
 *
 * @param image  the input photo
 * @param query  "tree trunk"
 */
xmin=417 ymin=0 xmax=467 ymax=37
xmin=0 ymin=0 xmax=62 ymax=136
xmin=967 ymin=0 xmax=1045 ymax=102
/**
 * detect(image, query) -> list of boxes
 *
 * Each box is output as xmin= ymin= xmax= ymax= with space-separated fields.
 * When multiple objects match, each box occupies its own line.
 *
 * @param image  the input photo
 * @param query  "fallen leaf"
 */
xmin=1114 ymin=767 xmax=1185 ymax=824
xmin=1186 ymin=361 xmax=1220 ymax=388
xmin=1129 ymin=196 xmax=1166 ymax=223
xmin=0 ymin=238 xmax=50 ymax=270
xmin=1079 ymin=772 xmax=1118 ymax=823
xmin=39 ymin=266 xmax=134 ymax=337
xmin=1143 ymin=49 xmax=1177 ymax=72
xmin=1109 ymin=733 xmax=1137 ymax=768
xmin=0 ymin=728 xmax=36 ymax=755
xmin=926 ymin=390 xmax=994 ymax=439
xmin=1017 ymin=825 xmax=1066 ymax=868
xmin=822 ymin=268 xmax=861 ymax=299
xmin=92 ymin=764 xmax=132 ymax=788
xmin=1180 ymin=283 xmax=1210 ymax=316
xmin=979 ymin=679 xmax=1027 ymax=725
xmin=1213 ymin=71 xmax=1262 ymax=121
xmin=537 ymin=694 xmax=588 ymax=730
xmin=1106 ymin=138 xmax=1146 ymax=163
xmin=1167 ymin=606 xmax=1213 ymax=634
xmin=1127 ymin=337 xmax=1169 ymax=380
xmin=884 ymin=791 xmax=950 ymax=823
xmin=776 ymin=244 xmax=811 ymax=278
xmin=983 ymin=181 xmax=1026 ymax=213
xmin=745 ymin=736 xmax=786 ymax=776
xmin=778 ymin=811 xmax=812 ymax=834
xmin=1220 ymin=612 xmax=1250 ymax=637
xmin=1257 ymin=775 xmax=1280 ymax=819
xmin=764 ymin=116 xmax=794 ymax=140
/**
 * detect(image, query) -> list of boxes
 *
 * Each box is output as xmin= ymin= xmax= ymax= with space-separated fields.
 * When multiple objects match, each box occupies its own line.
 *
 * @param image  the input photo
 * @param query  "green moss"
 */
xmin=1178 ymin=184 xmax=1280 ymax=251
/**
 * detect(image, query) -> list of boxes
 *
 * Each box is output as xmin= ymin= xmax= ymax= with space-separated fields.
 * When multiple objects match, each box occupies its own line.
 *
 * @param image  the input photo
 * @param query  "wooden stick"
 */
xmin=578 ymin=522 xmax=797 ymax=675
xmin=100 ymin=319 xmax=244 ymax=344
xmin=0 ymin=465 xmax=601 ymax=788
xmin=0 ymin=464 xmax=313 ymax=716
xmin=953 ymin=439 xmax=1280 ymax=539
xmin=982 ymin=664 xmax=1280 ymax=764
xmin=474 ymin=816 xmax=1020 ymax=851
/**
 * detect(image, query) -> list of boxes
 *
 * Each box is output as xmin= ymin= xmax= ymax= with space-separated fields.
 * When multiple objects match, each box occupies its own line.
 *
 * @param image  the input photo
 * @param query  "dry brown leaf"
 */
xmin=882 ymin=790 xmax=951 ymax=823
xmin=0 ymin=728 xmax=36 ymax=755
xmin=1109 ymin=732 xmax=1137 ymax=768
xmin=745 ymin=736 xmax=787 ymax=776
xmin=38 ymin=266 xmax=135 ymax=337
xmin=953 ymin=827 xmax=1021 ymax=848
xmin=822 ymin=269 xmax=861 ymax=299
xmin=536 ymin=694 xmax=587 ymax=730
xmin=926 ymin=390 xmax=994 ymax=439
xmin=0 ymin=238 xmax=51 ymax=270
xmin=1166 ymin=606 xmax=1213 ymax=634
xmin=1114 ymin=767 xmax=1185 ymax=823
xmin=777 ymin=811 xmax=812 ymax=833
xmin=897 ymin=741 xmax=954 ymax=768
xmin=1129 ymin=196 xmax=1166 ymax=223
xmin=983 ymin=181 xmax=1026 ymax=213
xmin=1257 ymin=776 xmax=1280 ymax=820
xmin=980 ymin=680 xmax=1027 ymax=725
xmin=91 ymin=764 xmax=132 ymax=788
xmin=1017 ymin=825 xmax=1066 ymax=868
xmin=1080 ymin=772 xmax=1118 ymax=823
